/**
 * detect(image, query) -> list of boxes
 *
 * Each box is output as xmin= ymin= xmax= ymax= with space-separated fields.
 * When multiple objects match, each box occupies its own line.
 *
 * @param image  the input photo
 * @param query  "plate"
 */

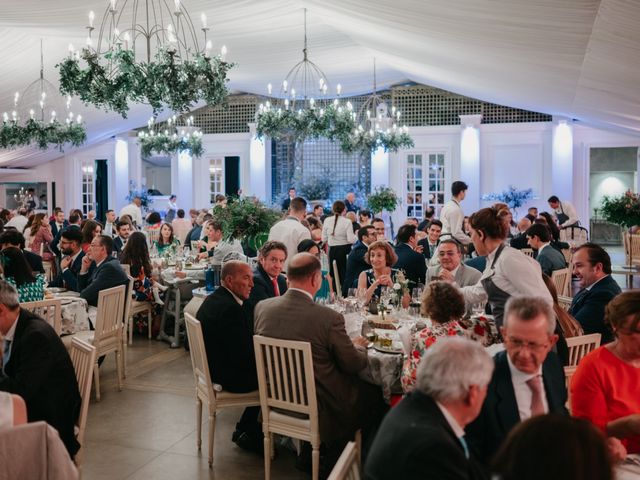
xmin=46 ymin=287 xmax=66 ymax=293
xmin=185 ymin=265 xmax=205 ymax=270
xmin=373 ymin=345 xmax=404 ymax=355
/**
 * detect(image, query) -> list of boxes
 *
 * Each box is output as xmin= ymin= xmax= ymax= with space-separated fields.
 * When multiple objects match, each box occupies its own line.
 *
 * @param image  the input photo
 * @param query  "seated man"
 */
xmin=195 ymin=261 xmax=261 ymax=452
xmin=417 ymin=219 xmax=442 ymax=260
xmin=509 ymin=217 xmax=532 ymax=250
xmin=254 ymin=253 xmax=387 ymax=470
xmin=525 ymin=207 xmax=538 ymax=223
xmin=343 ymin=225 xmax=377 ymax=296
xmin=365 ymin=337 xmax=493 ymax=479
xmin=48 ymin=228 xmax=85 ymax=292
xmin=249 ymin=241 xmax=288 ymax=306
xmin=196 ymin=220 xmax=243 ymax=263
xmin=112 ymin=220 xmax=131 ymax=256
xmin=466 ymin=296 xmax=568 ymax=466
xmin=0 ymin=281 xmax=81 ymax=457
xmin=78 ymin=235 xmax=129 ymax=307
xmin=427 ymin=239 xmax=481 ymax=287
xmin=50 ymin=212 xmax=82 ymax=257
xmin=570 ymin=243 xmax=621 ymax=343
xmin=0 ymin=230 xmax=44 ymax=274
xmin=393 ymin=224 xmax=426 ymax=285
xmin=526 ymin=223 xmax=567 ymax=276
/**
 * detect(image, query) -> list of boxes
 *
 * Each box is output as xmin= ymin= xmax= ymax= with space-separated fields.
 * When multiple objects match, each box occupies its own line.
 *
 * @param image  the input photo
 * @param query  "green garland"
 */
xmin=342 ymin=129 xmax=414 ymax=154
xmin=0 ymin=119 xmax=86 ymax=150
xmin=57 ymin=48 xmax=234 ymax=118
xmin=139 ymin=133 xmax=204 ymax=159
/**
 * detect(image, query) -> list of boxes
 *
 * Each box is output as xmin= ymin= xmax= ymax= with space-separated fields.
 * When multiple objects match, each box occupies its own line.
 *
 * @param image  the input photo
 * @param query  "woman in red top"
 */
xmin=571 ymin=291 xmax=640 ymax=456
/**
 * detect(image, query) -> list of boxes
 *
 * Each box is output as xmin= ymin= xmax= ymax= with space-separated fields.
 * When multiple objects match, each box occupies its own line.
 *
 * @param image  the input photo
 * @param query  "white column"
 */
xmin=248 ymin=122 xmax=268 ymax=201
xmin=371 ymin=147 xmax=390 ymax=188
xmin=113 ymin=137 xmax=129 ymax=213
xmin=128 ymin=136 xmax=142 ymax=189
xmin=459 ymin=114 xmax=482 ymax=213
xmin=552 ymin=117 xmax=574 ymax=201
xmin=171 ymin=151 xmax=194 ymax=209
xmin=64 ymin=155 xmax=82 ymax=213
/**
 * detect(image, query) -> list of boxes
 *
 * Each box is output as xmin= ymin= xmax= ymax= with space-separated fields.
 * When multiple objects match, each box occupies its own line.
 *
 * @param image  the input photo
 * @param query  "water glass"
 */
xmin=472 ymin=301 xmax=487 ymax=316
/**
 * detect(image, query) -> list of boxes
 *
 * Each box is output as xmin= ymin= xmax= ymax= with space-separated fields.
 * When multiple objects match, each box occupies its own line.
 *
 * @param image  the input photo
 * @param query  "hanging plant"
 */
xmin=0 ymin=117 xmax=86 ymax=150
xmin=138 ymin=132 xmax=204 ymax=159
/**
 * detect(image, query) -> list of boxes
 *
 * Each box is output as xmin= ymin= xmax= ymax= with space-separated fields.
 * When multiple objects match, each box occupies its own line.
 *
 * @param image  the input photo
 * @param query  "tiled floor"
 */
xmin=82 ymin=340 xmax=307 ymax=480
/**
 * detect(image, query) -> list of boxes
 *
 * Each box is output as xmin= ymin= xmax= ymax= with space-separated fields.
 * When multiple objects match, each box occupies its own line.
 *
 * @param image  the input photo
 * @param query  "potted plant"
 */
xmin=601 ymin=191 xmax=640 ymax=268
xmin=367 ymin=186 xmax=400 ymax=215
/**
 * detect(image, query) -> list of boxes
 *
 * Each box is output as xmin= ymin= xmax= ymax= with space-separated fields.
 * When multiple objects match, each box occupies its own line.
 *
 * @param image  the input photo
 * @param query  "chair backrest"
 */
xmin=561 ymin=248 xmax=573 ymax=265
xmin=123 ymin=275 xmax=135 ymax=320
xmin=145 ymin=228 xmax=161 ymax=246
xmin=21 ymin=298 xmax=62 ymax=335
xmin=120 ymin=263 xmax=131 ymax=276
xmin=69 ymin=337 xmax=97 ymax=447
xmin=623 ymin=232 xmax=640 ymax=265
xmin=551 ymin=268 xmax=571 ymax=298
xmin=328 ymin=441 xmax=360 ymax=480
xmin=566 ymin=333 xmax=601 ymax=367
xmin=557 ymin=295 xmax=573 ymax=312
xmin=184 ymin=313 xmax=215 ymax=398
xmin=333 ymin=259 xmax=342 ymax=298
xmin=93 ymin=285 xmax=126 ymax=350
xmin=253 ymin=335 xmax=319 ymax=429
xmin=521 ymin=248 xmax=534 ymax=258
xmin=559 ymin=226 xmax=588 ymax=247
xmin=563 ymin=365 xmax=578 ymax=413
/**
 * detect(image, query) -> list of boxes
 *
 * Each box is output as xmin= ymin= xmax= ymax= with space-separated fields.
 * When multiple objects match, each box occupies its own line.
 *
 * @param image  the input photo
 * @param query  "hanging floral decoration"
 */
xmin=138 ymin=115 xmax=204 ymax=158
xmin=0 ymin=116 xmax=86 ymax=150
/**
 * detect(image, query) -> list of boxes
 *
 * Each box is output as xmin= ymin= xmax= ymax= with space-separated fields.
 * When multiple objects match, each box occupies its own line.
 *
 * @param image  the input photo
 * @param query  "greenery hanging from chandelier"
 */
xmin=343 ymin=128 xmax=414 ymax=154
xmin=0 ymin=117 xmax=86 ymax=151
xmin=138 ymin=131 xmax=204 ymax=159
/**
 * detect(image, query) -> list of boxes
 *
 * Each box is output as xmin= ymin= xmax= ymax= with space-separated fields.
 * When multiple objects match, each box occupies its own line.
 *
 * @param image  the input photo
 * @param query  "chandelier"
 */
xmin=1 ymin=41 xmax=86 ymax=151
xmin=57 ymin=0 xmax=233 ymax=118
xmin=138 ymin=114 xmax=203 ymax=158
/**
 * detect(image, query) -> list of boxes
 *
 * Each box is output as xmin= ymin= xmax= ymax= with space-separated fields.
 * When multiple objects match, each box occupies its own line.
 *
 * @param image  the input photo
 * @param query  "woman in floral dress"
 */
xmin=1 ymin=247 xmax=45 ymax=302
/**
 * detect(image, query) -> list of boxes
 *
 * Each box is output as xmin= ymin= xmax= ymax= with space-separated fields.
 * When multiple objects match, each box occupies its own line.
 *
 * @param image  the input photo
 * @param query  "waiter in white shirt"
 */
xmin=440 ymin=181 xmax=471 ymax=245
xmin=547 ymin=195 xmax=580 ymax=228
xmin=268 ymin=197 xmax=311 ymax=269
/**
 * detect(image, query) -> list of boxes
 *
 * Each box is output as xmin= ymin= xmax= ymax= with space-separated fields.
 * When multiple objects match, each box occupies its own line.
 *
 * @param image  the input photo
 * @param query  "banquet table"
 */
xmin=617 ymin=455 xmax=640 ymax=480
xmin=47 ymin=291 xmax=94 ymax=335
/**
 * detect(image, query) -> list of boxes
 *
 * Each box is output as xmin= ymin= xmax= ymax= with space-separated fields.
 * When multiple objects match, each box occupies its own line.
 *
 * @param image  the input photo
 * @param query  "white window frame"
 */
xmin=209 ymin=157 xmax=224 ymax=202
xmin=405 ymin=151 xmax=447 ymax=220
xmin=81 ymin=160 xmax=95 ymax=216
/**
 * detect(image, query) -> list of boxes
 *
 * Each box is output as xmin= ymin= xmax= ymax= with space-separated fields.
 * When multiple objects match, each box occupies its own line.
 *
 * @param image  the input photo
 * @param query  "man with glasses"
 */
xmin=466 ymin=296 xmax=567 ymax=466
xmin=78 ymin=235 xmax=128 ymax=307
xmin=427 ymin=239 xmax=481 ymax=287
xmin=48 ymin=228 xmax=84 ymax=292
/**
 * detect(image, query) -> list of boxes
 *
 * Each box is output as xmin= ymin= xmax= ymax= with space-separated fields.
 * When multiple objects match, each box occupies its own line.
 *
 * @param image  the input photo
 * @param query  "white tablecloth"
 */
xmin=617 ymin=456 xmax=640 ymax=480
xmin=54 ymin=295 xmax=91 ymax=335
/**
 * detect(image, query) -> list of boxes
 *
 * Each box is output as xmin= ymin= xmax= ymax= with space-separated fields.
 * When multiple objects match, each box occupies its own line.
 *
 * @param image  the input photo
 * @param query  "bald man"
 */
xmin=510 ymin=217 xmax=532 ymax=250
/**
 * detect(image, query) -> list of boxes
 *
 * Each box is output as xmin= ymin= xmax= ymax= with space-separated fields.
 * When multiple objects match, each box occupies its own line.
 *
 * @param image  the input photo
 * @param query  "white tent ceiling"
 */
xmin=1 ymin=0 xmax=639 ymax=168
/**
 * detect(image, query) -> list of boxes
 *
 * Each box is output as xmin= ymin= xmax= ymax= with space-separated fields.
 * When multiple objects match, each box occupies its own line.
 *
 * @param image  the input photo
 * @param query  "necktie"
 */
xmin=2 ymin=339 xmax=11 ymax=372
xmin=271 ymin=277 xmax=280 ymax=297
xmin=526 ymin=375 xmax=545 ymax=417
xmin=459 ymin=435 xmax=470 ymax=459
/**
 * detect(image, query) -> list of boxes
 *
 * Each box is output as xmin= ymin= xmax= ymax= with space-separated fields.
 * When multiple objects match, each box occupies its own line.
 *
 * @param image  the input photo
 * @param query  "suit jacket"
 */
xmin=50 ymin=224 xmax=80 ymax=257
xmin=536 ymin=245 xmax=567 ymax=276
xmin=196 ymin=287 xmax=257 ymax=393
xmin=364 ymin=390 xmax=487 ymax=480
xmin=249 ymin=264 xmax=288 ymax=306
xmin=112 ymin=236 xmax=126 ymax=256
xmin=281 ymin=197 xmax=292 ymax=211
xmin=427 ymin=263 xmax=482 ymax=287
xmin=23 ymin=249 xmax=44 ymax=274
xmin=0 ymin=309 xmax=81 ymax=456
xmin=466 ymin=351 xmax=568 ymax=465
xmin=569 ymin=275 xmax=621 ymax=343
xmin=509 ymin=233 xmax=529 ymax=250
xmin=48 ymin=251 xmax=85 ymax=292
xmin=343 ymin=241 xmax=369 ymax=296
xmin=49 ymin=219 xmax=69 ymax=238
xmin=393 ymin=242 xmax=427 ymax=285
xmin=78 ymin=257 xmax=129 ymax=307
xmin=254 ymin=289 xmax=368 ymax=441
xmin=417 ymin=238 xmax=439 ymax=260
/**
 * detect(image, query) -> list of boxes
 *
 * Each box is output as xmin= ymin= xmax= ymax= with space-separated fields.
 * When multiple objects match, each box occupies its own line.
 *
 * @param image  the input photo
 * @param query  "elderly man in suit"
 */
xmin=570 ymin=243 xmax=621 ymax=343
xmin=393 ymin=224 xmax=427 ymax=285
xmin=526 ymin=224 xmax=567 ymax=276
xmin=0 ymin=281 xmax=81 ymax=457
xmin=466 ymin=296 xmax=568 ymax=466
xmin=78 ymin=235 xmax=128 ymax=307
xmin=0 ymin=230 xmax=44 ymax=274
xmin=365 ymin=337 xmax=493 ymax=480
xmin=254 ymin=253 xmax=387 ymax=473
xmin=509 ymin=217 xmax=532 ymax=250
xmin=427 ymin=239 xmax=481 ymax=287
xmin=48 ymin=228 xmax=85 ymax=292
xmin=343 ymin=225 xmax=377 ymax=296
xmin=249 ymin=241 xmax=288 ymax=306
xmin=196 ymin=261 xmax=261 ymax=452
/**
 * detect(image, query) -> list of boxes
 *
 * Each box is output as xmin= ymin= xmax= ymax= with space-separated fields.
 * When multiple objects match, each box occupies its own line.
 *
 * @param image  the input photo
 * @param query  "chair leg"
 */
xmin=196 ymin=398 xmax=202 ymax=450
xmin=270 ymin=433 xmax=275 ymax=460
xmin=264 ymin=432 xmax=271 ymax=480
xmin=128 ymin=315 xmax=133 ymax=346
xmin=93 ymin=362 xmax=101 ymax=402
xmin=208 ymin=412 xmax=216 ymax=468
xmin=115 ymin=350 xmax=123 ymax=392
xmin=147 ymin=309 xmax=153 ymax=339
xmin=311 ymin=442 xmax=320 ymax=480
xmin=122 ymin=338 xmax=128 ymax=379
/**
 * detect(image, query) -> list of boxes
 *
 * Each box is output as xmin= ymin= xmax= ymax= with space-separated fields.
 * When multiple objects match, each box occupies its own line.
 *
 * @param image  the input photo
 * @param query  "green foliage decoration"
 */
xmin=0 ymin=118 xmax=86 ymax=150
xmin=298 ymin=175 xmax=332 ymax=200
xmin=139 ymin=132 xmax=204 ymax=159
xmin=367 ymin=186 xmax=400 ymax=214
xmin=342 ymin=129 xmax=414 ymax=154
xmin=212 ymin=198 xmax=281 ymax=241
xmin=600 ymin=191 xmax=640 ymax=229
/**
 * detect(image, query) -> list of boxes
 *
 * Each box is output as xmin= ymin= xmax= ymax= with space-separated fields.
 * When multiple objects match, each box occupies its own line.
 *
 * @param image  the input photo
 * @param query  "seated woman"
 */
xmin=171 ymin=209 xmax=193 ymax=244
xmin=121 ymin=232 xmax=164 ymax=307
xmin=298 ymin=239 xmax=331 ymax=300
xmin=80 ymin=219 xmax=103 ymax=253
xmin=401 ymin=281 xmax=467 ymax=392
xmin=1 ymin=247 xmax=45 ymax=302
xmin=305 ymin=215 xmax=323 ymax=243
xmin=146 ymin=211 xmax=162 ymax=229
xmin=357 ymin=240 xmax=409 ymax=306
xmin=571 ymin=291 xmax=640 ymax=456
xmin=28 ymin=213 xmax=54 ymax=262
xmin=153 ymin=223 xmax=180 ymax=257
xmin=198 ymin=220 xmax=218 ymax=258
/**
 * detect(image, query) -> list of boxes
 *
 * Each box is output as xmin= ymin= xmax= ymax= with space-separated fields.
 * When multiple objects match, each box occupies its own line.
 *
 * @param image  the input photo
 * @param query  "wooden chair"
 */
xmin=184 ymin=313 xmax=260 ymax=467
xmin=561 ymin=248 xmax=573 ymax=266
xmin=145 ymin=228 xmax=161 ymax=246
xmin=558 ymin=295 xmax=573 ymax=312
xmin=559 ymin=226 xmax=588 ymax=248
xmin=563 ymin=365 xmax=578 ymax=412
xmin=254 ymin=335 xmax=320 ymax=480
xmin=566 ymin=333 xmax=601 ymax=367
xmin=122 ymin=275 xmax=154 ymax=377
xmin=623 ymin=232 xmax=640 ymax=267
xmin=39 ymin=243 xmax=55 ymax=282
xmin=69 ymin=337 xmax=97 ymax=468
xmin=21 ymin=298 xmax=62 ymax=335
xmin=333 ymin=259 xmax=342 ymax=299
xmin=551 ymin=268 xmax=571 ymax=298
xmin=521 ymin=248 xmax=535 ymax=258
xmin=328 ymin=441 xmax=360 ymax=480
xmin=70 ymin=285 xmax=126 ymax=401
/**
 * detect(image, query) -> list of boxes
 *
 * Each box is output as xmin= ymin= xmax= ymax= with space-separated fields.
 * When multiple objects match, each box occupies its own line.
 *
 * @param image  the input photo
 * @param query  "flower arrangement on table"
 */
xmin=600 ymin=191 xmax=640 ymax=229
xmin=391 ymin=270 xmax=412 ymax=307
xmin=367 ymin=186 xmax=400 ymax=215
xmin=212 ymin=197 xmax=281 ymax=250
xmin=126 ymin=181 xmax=153 ymax=209
xmin=481 ymin=185 xmax=534 ymax=217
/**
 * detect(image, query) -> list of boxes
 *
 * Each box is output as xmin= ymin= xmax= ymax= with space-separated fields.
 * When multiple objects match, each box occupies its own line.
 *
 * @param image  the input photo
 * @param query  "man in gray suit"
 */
xmin=526 ymin=224 xmax=567 ymax=276
xmin=254 ymin=253 xmax=387 ymax=472
xmin=427 ymin=239 xmax=482 ymax=287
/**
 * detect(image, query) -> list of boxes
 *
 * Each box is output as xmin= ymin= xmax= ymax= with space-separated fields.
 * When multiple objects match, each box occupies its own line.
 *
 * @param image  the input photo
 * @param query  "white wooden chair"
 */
xmin=333 ymin=259 xmax=342 ymax=299
xmin=328 ymin=441 xmax=360 ymax=480
xmin=69 ymin=337 xmax=97 ymax=469
xmin=521 ymin=248 xmax=535 ymax=258
xmin=623 ymin=232 xmax=640 ymax=267
xmin=184 ymin=313 xmax=260 ymax=467
xmin=561 ymin=248 xmax=573 ymax=266
xmin=559 ymin=226 xmax=588 ymax=248
xmin=254 ymin=335 xmax=320 ymax=480
xmin=144 ymin=228 xmax=161 ymax=246
xmin=566 ymin=333 xmax=601 ymax=367
xmin=563 ymin=365 xmax=578 ymax=412
xmin=39 ymin=243 xmax=55 ymax=282
xmin=21 ymin=298 xmax=62 ymax=335
xmin=121 ymin=275 xmax=154 ymax=377
xmin=71 ymin=285 xmax=126 ymax=401
xmin=551 ymin=268 xmax=571 ymax=298
xmin=558 ymin=295 xmax=573 ymax=312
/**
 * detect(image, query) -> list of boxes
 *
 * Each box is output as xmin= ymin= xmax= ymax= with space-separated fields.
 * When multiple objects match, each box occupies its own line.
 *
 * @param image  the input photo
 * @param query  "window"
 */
xmin=81 ymin=161 xmax=94 ymax=215
xmin=406 ymin=152 xmax=445 ymax=220
xmin=209 ymin=158 xmax=224 ymax=201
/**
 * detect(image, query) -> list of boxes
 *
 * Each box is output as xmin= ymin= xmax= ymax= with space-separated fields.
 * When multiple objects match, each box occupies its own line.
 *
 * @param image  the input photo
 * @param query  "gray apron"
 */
xmin=481 ymin=244 xmax=511 ymax=329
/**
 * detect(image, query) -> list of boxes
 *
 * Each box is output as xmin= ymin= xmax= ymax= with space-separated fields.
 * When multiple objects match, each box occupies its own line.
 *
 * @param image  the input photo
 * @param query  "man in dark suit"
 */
xmin=416 ymin=205 xmax=436 ymax=232
xmin=49 ymin=208 xmax=68 ymax=238
xmin=48 ymin=228 xmax=85 ymax=292
xmin=466 ymin=296 xmax=568 ymax=466
xmin=78 ymin=235 xmax=128 ymax=307
xmin=344 ymin=192 xmax=358 ymax=213
xmin=343 ymin=225 xmax=377 ymax=296
xmin=365 ymin=337 xmax=493 ymax=480
xmin=196 ymin=261 xmax=261 ymax=452
xmin=509 ymin=217 xmax=532 ymax=250
xmin=249 ymin=241 xmax=288 ymax=306
xmin=112 ymin=221 xmax=132 ymax=257
xmin=281 ymin=187 xmax=296 ymax=211
xmin=526 ymin=223 xmax=567 ymax=276
xmin=570 ymin=243 xmax=621 ymax=343
xmin=393 ymin=224 xmax=426 ymax=285
xmin=417 ymin=219 xmax=442 ymax=260
xmin=0 ymin=230 xmax=44 ymax=274
xmin=50 ymin=212 xmax=82 ymax=257
xmin=0 ymin=280 xmax=81 ymax=457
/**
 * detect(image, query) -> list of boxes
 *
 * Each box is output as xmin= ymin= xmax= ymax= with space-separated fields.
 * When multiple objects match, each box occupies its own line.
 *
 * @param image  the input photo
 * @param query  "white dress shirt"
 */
xmin=507 ymin=355 xmax=549 ymax=420
xmin=322 ymin=215 xmax=356 ymax=247
xmin=440 ymin=199 xmax=471 ymax=245
xmin=119 ymin=203 xmax=143 ymax=227
xmin=268 ymin=217 xmax=311 ymax=268
xmin=552 ymin=200 xmax=579 ymax=227
xmin=5 ymin=215 xmax=28 ymax=233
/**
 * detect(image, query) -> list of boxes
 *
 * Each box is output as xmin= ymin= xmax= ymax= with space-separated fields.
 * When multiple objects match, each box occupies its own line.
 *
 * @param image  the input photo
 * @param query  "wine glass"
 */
xmin=472 ymin=301 xmax=487 ymax=316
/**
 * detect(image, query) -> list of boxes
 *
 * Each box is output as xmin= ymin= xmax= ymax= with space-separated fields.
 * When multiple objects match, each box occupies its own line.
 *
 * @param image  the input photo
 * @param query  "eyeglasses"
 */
xmin=506 ymin=336 xmax=549 ymax=352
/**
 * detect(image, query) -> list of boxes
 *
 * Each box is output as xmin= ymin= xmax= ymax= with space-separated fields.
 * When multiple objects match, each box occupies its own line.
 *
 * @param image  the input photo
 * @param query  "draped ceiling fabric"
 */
xmin=0 ymin=0 xmax=639 ymax=167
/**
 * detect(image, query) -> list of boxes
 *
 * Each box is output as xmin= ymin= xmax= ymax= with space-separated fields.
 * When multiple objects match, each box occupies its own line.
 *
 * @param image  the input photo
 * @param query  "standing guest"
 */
xmin=28 ymin=213 xmax=54 ymax=262
xmin=248 ymin=240 xmax=287 ymax=306
xmin=121 ymin=232 xmax=164 ymax=308
xmin=49 ymin=209 xmax=68 ymax=238
xmin=466 ymin=296 xmax=567 ymax=465
xmin=393 ymin=224 xmax=426 ymax=285
xmin=569 ymin=243 xmax=621 ymax=343
xmin=306 ymin=215 xmax=323 ymax=243
xmin=165 ymin=194 xmax=178 ymax=223
xmin=525 ymin=207 xmax=538 ymax=223
xmin=113 ymin=221 xmax=132 ymax=257
xmin=358 ymin=241 xmax=408 ymax=306
xmin=343 ymin=225 xmax=377 ymax=296
xmin=103 ymin=209 xmax=117 ymax=237
xmin=571 ymin=291 xmax=640 ymax=456
xmin=312 ymin=204 xmax=324 ymax=219
xmin=281 ymin=187 xmax=296 ymax=211
xmin=50 ymin=212 xmax=82 ymax=257
xmin=80 ymin=219 xmax=103 ymax=253
xmin=268 ymin=197 xmax=311 ymax=269
xmin=525 ymin=224 xmax=567 ymax=276
xmin=365 ymin=337 xmax=493 ymax=480
xmin=417 ymin=205 xmax=436 ymax=231
xmin=153 ymin=223 xmax=181 ymax=257
xmin=372 ymin=217 xmax=386 ymax=242
xmin=344 ymin=192 xmax=358 ymax=213
xmin=78 ymin=235 xmax=128 ymax=307
xmin=509 ymin=217 xmax=532 ymax=250
xmin=358 ymin=209 xmax=372 ymax=227
xmin=0 ymin=281 xmax=81 ymax=457
xmin=0 ymin=247 xmax=46 ymax=302
xmin=48 ymin=228 xmax=85 ymax=292
xmin=427 ymin=239 xmax=481 ymax=287
xmin=0 ymin=230 xmax=44 ymax=274
xmin=346 ymin=211 xmax=360 ymax=234
xmin=440 ymin=181 xmax=471 ymax=245
xmin=4 ymin=208 xmax=28 ymax=232
xmin=322 ymin=200 xmax=357 ymax=293
xmin=119 ymin=196 xmax=144 ymax=228
xmin=172 ymin=209 xmax=193 ymax=245
xmin=547 ymin=195 xmax=580 ymax=228
xmin=417 ymin=219 xmax=443 ymax=260
xmin=196 ymin=261 xmax=261 ymax=452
